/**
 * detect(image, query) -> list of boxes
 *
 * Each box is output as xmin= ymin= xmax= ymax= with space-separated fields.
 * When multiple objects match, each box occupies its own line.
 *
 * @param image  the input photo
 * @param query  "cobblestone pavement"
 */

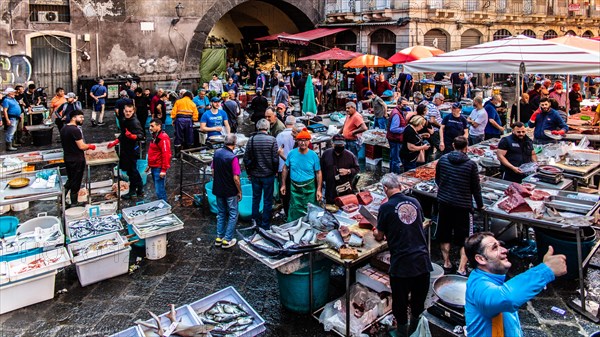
xmin=0 ymin=108 xmax=598 ymax=337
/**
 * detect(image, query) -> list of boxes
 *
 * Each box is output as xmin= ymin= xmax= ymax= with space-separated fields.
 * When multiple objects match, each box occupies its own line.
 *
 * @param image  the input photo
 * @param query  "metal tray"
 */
xmin=189 ymin=286 xmax=266 ymax=337
xmin=544 ymin=196 xmax=597 ymax=215
xmin=122 ymin=200 xmax=172 ymax=225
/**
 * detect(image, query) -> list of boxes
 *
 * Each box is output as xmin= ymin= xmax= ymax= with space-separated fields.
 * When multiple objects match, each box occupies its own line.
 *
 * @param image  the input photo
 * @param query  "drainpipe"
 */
xmin=95 ymin=33 xmax=100 ymax=77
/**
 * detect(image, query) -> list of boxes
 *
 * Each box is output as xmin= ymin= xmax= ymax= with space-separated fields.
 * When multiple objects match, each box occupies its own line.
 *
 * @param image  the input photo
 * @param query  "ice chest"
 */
xmin=122 ymin=200 xmax=172 ymax=225
xmin=0 ymin=214 xmax=64 ymax=258
xmin=67 ymin=232 xmax=131 ymax=287
xmin=189 ymin=286 xmax=266 ymax=337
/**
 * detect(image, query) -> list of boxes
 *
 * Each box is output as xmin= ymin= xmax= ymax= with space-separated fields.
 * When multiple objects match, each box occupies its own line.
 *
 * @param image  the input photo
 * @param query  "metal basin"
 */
xmin=432 ymin=275 xmax=468 ymax=307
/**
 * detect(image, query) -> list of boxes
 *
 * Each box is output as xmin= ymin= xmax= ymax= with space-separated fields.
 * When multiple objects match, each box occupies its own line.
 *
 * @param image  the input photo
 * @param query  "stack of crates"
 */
xmin=381 ymin=147 xmax=390 ymax=171
xmin=365 ymin=144 xmax=383 ymax=166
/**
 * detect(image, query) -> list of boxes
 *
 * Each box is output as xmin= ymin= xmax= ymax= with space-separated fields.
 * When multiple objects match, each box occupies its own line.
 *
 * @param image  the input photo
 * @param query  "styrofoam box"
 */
xmin=139 ymin=305 xmax=201 ymax=336
xmin=8 ymin=247 xmax=71 ymax=282
xmin=109 ymin=326 xmax=143 ymax=337
xmin=356 ymin=264 xmax=391 ymax=294
xmin=189 ymin=286 xmax=266 ymax=337
xmin=131 ymin=214 xmax=184 ymax=239
xmin=122 ymin=200 xmax=172 ymax=225
xmin=0 ymin=270 xmax=57 ymax=314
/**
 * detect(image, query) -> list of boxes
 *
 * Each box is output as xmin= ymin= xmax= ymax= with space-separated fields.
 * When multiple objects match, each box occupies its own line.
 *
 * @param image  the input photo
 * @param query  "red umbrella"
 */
xmin=298 ymin=48 xmax=363 ymax=61
xmin=255 ymin=32 xmax=291 ymax=41
xmin=592 ymin=36 xmax=600 ymax=41
xmin=389 ymin=46 xmax=445 ymax=64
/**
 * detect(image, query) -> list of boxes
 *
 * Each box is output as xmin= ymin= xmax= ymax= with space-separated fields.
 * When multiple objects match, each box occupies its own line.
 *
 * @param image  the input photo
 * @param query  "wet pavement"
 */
xmin=1 ymin=107 xmax=599 ymax=337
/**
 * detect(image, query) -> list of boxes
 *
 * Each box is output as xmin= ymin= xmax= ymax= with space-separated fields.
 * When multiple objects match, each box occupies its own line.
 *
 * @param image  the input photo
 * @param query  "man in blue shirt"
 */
xmin=200 ymin=97 xmax=230 ymax=138
xmin=2 ymin=88 xmax=21 ymax=151
xmin=484 ymin=95 xmax=505 ymax=140
xmin=192 ymin=89 xmax=210 ymax=118
xmin=464 ymin=232 xmax=566 ymax=337
xmin=529 ymin=97 xmax=569 ymax=144
xmin=255 ymin=69 xmax=266 ymax=92
xmin=89 ymin=78 xmax=107 ymax=126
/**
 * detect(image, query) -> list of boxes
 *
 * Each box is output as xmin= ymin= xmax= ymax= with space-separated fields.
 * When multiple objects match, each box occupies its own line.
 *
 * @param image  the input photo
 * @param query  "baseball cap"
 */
xmin=276 ymin=103 xmax=286 ymax=110
xmin=4 ymin=88 xmax=15 ymax=94
xmin=210 ymin=97 xmax=221 ymax=102
xmin=66 ymin=92 xmax=76 ymax=98
xmin=332 ymin=134 xmax=345 ymax=145
xmin=452 ymin=102 xmax=462 ymax=109
xmin=221 ymin=92 xmax=229 ymax=99
xmin=365 ymin=90 xmax=374 ymax=97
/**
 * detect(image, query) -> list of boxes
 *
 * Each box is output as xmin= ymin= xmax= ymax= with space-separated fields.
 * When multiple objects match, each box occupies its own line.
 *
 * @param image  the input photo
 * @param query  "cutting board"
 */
xmin=553 ymin=160 xmax=600 ymax=175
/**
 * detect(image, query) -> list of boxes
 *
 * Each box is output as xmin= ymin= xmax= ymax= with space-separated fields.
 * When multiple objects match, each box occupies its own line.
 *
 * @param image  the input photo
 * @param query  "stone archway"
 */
xmin=184 ymin=0 xmax=321 ymax=72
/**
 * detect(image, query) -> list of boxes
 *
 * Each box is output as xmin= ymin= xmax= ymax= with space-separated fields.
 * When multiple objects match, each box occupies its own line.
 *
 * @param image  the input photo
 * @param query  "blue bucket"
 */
xmin=119 ymin=159 xmax=149 ymax=186
xmin=165 ymin=114 xmax=173 ymax=126
xmin=0 ymin=216 xmax=19 ymax=237
xmin=276 ymin=260 xmax=332 ymax=313
xmin=205 ymin=180 xmax=263 ymax=220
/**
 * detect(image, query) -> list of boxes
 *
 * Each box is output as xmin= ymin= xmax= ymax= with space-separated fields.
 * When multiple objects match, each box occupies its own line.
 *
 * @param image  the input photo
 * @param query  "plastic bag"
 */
xmin=327 ymin=125 xmax=340 ymax=136
xmin=409 ymin=315 xmax=432 ymax=337
xmin=518 ymin=162 xmax=538 ymax=175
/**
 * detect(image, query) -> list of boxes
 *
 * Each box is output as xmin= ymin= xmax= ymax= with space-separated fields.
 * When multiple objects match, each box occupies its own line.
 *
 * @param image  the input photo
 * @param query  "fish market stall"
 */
xmin=0 ymin=168 xmax=64 ymax=215
xmin=484 ymin=181 xmax=600 ymax=322
xmin=0 ymin=247 xmax=70 ymax=314
xmin=0 ymin=214 xmax=64 ymax=261
xmin=66 ymin=214 xmax=123 ymax=243
xmin=85 ymin=141 xmax=121 ymax=208
xmin=67 ymin=232 xmax=133 ymax=286
xmin=126 ymin=201 xmax=183 ymax=260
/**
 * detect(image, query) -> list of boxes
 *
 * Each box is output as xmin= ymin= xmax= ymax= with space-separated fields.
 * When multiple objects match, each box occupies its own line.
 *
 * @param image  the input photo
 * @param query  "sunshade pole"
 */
xmin=516 ymin=72 xmax=521 ymax=124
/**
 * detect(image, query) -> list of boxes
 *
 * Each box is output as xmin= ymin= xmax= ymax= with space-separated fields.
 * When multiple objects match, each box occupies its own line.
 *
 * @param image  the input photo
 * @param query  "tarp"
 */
xmin=279 ymin=28 xmax=349 ymax=46
xmin=547 ymin=35 xmax=600 ymax=53
xmin=302 ymin=74 xmax=317 ymax=114
xmin=298 ymin=48 xmax=363 ymax=61
xmin=200 ymin=48 xmax=227 ymax=84
xmin=255 ymin=32 xmax=291 ymax=41
xmin=389 ymin=46 xmax=445 ymax=64
xmin=403 ymin=35 xmax=600 ymax=75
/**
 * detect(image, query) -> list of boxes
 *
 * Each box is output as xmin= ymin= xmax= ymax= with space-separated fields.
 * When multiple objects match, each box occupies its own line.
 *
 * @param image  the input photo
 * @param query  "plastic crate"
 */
xmin=122 ymin=200 xmax=172 ymax=225
xmin=109 ymin=326 xmax=143 ymax=337
xmin=138 ymin=305 xmax=200 ymax=336
xmin=364 ymin=144 xmax=382 ymax=159
xmin=0 ymin=270 xmax=57 ymax=314
xmin=381 ymin=147 xmax=390 ymax=161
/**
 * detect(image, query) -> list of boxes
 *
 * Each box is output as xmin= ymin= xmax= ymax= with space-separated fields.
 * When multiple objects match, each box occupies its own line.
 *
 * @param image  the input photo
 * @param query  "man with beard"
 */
xmin=114 ymin=90 xmax=133 ymax=129
xmin=280 ymin=128 xmax=322 ymax=222
xmin=510 ymin=93 xmax=534 ymax=125
xmin=108 ymin=104 xmax=145 ymax=199
xmin=529 ymin=97 xmax=568 ymax=144
xmin=320 ymin=134 xmax=359 ymax=205
xmin=60 ymin=110 xmax=96 ymax=207
xmin=496 ymin=122 xmax=537 ymax=183
xmin=465 ymin=232 xmax=566 ymax=337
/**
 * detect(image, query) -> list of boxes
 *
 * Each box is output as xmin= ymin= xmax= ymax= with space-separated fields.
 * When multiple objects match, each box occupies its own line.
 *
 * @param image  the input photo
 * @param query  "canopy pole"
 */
xmin=516 ymin=72 xmax=521 ymax=124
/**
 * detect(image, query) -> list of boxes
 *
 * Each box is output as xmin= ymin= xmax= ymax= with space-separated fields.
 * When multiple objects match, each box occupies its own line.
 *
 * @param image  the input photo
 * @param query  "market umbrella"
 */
xmin=388 ymin=46 xmax=445 ymax=64
xmin=298 ymin=48 xmax=363 ymax=61
xmin=343 ymin=54 xmax=393 ymax=68
xmin=547 ymin=35 xmax=600 ymax=53
xmin=302 ymin=74 xmax=317 ymax=115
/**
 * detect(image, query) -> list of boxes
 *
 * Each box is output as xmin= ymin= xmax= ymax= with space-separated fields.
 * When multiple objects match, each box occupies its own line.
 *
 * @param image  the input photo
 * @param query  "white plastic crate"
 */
xmin=189 ymin=286 xmax=266 ymax=337
xmin=7 ymin=247 xmax=70 ymax=282
xmin=138 ymin=305 xmax=201 ymax=336
xmin=356 ymin=264 xmax=391 ymax=294
xmin=122 ymin=200 xmax=172 ymax=225
xmin=131 ymin=214 xmax=184 ymax=239
xmin=109 ymin=326 xmax=143 ymax=337
xmin=0 ymin=270 xmax=57 ymax=314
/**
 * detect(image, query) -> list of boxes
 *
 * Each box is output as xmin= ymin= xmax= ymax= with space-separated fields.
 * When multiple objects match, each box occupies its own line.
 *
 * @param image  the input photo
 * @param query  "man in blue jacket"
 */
xmin=529 ymin=97 xmax=569 ymax=144
xmin=484 ymin=95 xmax=505 ymax=140
xmin=464 ymin=232 xmax=566 ymax=337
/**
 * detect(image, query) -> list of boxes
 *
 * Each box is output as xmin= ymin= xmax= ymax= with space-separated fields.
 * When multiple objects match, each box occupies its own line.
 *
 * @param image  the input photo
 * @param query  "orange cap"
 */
xmin=295 ymin=128 xmax=312 ymax=140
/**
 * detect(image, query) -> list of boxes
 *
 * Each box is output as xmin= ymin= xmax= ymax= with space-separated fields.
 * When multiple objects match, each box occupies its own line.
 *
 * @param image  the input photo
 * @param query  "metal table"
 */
xmin=483 ymin=200 xmax=600 ymax=323
xmin=85 ymin=147 xmax=120 ymax=211
xmin=522 ymin=174 xmax=574 ymax=190
xmin=179 ymin=147 xmax=212 ymax=208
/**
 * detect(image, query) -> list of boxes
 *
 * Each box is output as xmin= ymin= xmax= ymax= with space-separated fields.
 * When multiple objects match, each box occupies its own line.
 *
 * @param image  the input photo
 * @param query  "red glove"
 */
xmin=107 ymin=139 xmax=119 ymax=148
xmin=125 ymin=129 xmax=137 ymax=140
xmin=551 ymin=130 xmax=559 ymax=135
xmin=529 ymin=109 xmax=540 ymax=123
xmin=556 ymin=129 xmax=566 ymax=136
xmin=87 ymin=144 xmax=96 ymax=151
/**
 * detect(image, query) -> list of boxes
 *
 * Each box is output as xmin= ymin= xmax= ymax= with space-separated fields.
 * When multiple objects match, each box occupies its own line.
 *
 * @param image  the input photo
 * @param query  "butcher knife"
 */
xmin=359 ymin=206 xmax=378 ymax=228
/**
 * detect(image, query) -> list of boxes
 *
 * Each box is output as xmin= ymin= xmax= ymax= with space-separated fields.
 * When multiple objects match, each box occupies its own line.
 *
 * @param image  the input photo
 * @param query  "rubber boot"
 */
xmin=174 ymin=145 xmax=182 ymax=159
xmin=6 ymin=142 xmax=17 ymax=151
xmin=12 ymin=140 xmax=20 ymax=148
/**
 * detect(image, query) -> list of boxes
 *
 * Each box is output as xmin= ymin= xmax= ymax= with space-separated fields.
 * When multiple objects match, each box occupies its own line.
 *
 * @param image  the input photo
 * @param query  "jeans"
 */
xmin=5 ymin=118 xmax=17 ymax=143
xmin=251 ymin=175 xmax=275 ymax=229
xmin=151 ymin=167 xmax=167 ymax=201
xmin=469 ymin=134 xmax=485 ymax=145
xmin=374 ymin=117 xmax=387 ymax=130
xmin=389 ymin=141 xmax=402 ymax=174
xmin=216 ymin=196 xmax=239 ymax=241
xmin=402 ymin=159 xmax=417 ymax=172
xmin=345 ymin=140 xmax=360 ymax=158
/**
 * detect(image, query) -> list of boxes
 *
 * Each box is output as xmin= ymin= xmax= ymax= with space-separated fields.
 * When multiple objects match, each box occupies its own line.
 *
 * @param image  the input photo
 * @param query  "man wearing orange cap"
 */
xmin=280 ymin=128 xmax=322 ymax=221
xmin=549 ymin=82 xmax=568 ymax=112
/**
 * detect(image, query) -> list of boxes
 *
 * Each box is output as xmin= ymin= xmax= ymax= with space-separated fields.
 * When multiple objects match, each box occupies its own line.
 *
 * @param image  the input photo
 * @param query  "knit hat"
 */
xmin=295 ymin=128 xmax=312 ymax=140
xmin=66 ymin=92 xmax=76 ymax=98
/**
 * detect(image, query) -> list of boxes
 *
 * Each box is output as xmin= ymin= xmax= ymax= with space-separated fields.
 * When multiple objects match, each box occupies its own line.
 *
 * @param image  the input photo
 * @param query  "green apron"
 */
xmin=287 ymin=178 xmax=316 ymax=222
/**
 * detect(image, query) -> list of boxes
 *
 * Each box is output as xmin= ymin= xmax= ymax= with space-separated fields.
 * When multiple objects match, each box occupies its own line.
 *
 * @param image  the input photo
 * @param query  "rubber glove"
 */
xmin=555 ymin=129 xmax=566 ymax=136
xmin=87 ymin=144 xmax=96 ymax=150
xmin=107 ymin=139 xmax=119 ymax=148
xmin=529 ymin=109 xmax=540 ymax=123
xmin=125 ymin=129 xmax=137 ymax=140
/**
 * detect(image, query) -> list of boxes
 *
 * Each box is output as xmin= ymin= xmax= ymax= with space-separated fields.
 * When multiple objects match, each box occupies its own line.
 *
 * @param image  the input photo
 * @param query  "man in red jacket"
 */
xmin=147 ymin=118 xmax=172 ymax=201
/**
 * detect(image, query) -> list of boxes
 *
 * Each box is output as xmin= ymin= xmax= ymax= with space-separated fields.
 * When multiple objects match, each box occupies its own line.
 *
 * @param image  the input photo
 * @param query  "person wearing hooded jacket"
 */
xmin=435 ymin=136 xmax=483 ymax=276
xmin=529 ymin=97 xmax=569 ymax=144
xmin=108 ymin=104 xmax=145 ymax=199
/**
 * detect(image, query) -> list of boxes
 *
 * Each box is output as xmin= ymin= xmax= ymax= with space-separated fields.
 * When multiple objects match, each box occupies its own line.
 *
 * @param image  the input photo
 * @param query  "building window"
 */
xmin=370 ymin=29 xmax=396 ymax=58
xmin=29 ymin=2 xmax=70 ymax=23
xmin=335 ymin=30 xmax=357 ymax=52
xmin=582 ymin=30 xmax=594 ymax=38
xmin=461 ymin=29 xmax=482 ymax=49
xmin=564 ymin=30 xmax=576 ymax=36
xmin=521 ymin=29 xmax=536 ymax=38
xmin=543 ymin=30 xmax=558 ymax=40
xmin=493 ymin=29 xmax=512 ymax=40
xmin=424 ymin=29 xmax=449 ymax=52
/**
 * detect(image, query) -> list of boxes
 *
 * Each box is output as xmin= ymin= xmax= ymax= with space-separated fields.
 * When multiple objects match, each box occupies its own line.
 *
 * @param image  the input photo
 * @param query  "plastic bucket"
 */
xmin=205 ymin=181 xmax=263 ymax=220
xmin=276 ymin=260 xmax=331 ymax=313
xmin=534 ymin=227 xmax=597 ymax=280
xmin=119 ymin=160 xmax=148 ymax=186
xmin=165 ymin=114 xmax=173 ymax=126
xmin=145 ymin=233 xmax=167 ymax=260
xmin=0 ymin=216 xmax=19 ymax=237
xmin=127 ymin=224 xmax=145 ymax=248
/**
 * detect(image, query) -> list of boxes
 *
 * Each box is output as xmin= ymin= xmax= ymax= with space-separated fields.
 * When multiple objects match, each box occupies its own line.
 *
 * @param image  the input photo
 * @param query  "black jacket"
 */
xmin=119 ymin=115 xmax=145 ymax=165
xmin=243 ymin=132 xmax=278 ymax=178
xmin=435 ymin=151 xmax=483 ymax=209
